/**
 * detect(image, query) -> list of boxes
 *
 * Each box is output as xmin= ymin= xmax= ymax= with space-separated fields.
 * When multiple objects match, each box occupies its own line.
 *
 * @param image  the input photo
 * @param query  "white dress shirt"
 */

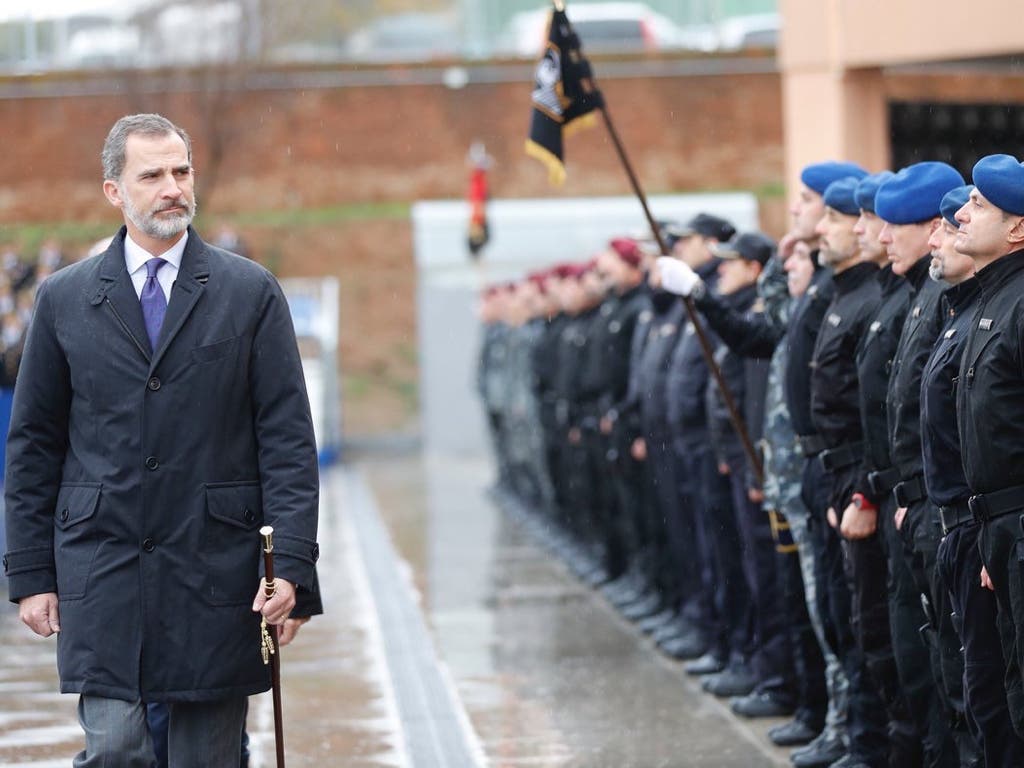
xmin=124 ymin=232 xmax=187 ymax=303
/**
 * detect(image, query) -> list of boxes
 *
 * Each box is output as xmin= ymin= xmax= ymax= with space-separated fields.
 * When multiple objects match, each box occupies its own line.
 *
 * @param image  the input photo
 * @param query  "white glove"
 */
xmin=656 ymin=257 xmax=703 ymax=297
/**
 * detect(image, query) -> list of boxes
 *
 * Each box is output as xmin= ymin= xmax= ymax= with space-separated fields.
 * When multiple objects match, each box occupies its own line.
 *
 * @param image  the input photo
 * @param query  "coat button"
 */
xmin=311 ymin=544 xmax=320 ymax=561
xmin=60 ymin=508 xmax=69 ymax=522
xmin=243 ymin=508 xmax=255 ymax=524
xmin=147 ymin=377 xmax=161 ymax=391
xmin=142 ymin=538 xmax=155 ymax=552
xmin=145 ymin=456 xmax=159 ymax=470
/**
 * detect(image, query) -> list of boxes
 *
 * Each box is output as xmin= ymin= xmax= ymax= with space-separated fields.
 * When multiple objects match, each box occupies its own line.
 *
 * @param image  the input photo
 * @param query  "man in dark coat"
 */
xmin=2 ymin=113 xmax=319 ymax=766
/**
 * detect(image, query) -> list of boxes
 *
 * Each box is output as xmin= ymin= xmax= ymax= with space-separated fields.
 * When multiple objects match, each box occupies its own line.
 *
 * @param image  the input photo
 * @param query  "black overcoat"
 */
xmin=2 ymin=227 xmax=320 ymax=702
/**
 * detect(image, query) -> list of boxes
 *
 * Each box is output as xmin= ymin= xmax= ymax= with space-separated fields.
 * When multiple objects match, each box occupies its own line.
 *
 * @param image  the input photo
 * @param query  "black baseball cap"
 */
xmin=711 ymin=232 xmax=775 ymax=265
xmin=665 ymin=213 xmax=737 ymax=243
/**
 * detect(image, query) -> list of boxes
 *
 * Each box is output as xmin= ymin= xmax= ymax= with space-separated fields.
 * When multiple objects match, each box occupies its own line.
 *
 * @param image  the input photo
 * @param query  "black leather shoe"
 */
xmin=702 ymin=664 xmax=756 ymax=697
xmin=652 ymin=616 xmax=694 ymax=644
xmin=768 ymin=719 xmax=820 ymax=747
xmin=730 ymin=691 xmax=796 ymax=718
xmin=685 ymin=652 xmax=727 ymax=676
xmin=789 ymin=732 xmax=846 ymax=768
xmin=621 ymin=592 xmax=663 ymax=621
xmin=659 ymin=631 xmax=707 ymax=660
xmin=638 ymin=607 xmax=677 ymax=635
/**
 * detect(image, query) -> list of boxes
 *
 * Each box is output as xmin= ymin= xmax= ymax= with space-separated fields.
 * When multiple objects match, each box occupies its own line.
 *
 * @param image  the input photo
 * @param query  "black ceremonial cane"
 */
xmin=259 ymin=526 xmax=286 ymax=768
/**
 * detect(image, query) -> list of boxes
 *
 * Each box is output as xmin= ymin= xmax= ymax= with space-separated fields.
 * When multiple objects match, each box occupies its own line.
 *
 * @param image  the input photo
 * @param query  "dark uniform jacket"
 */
xmin=785 ymin=264 xmax=835 ymax=441
xmin=855 ymin=266 xmax=911 ymax=504
xmin=920 ymin=278 xmax=980 ymax=507
xmin=532 ymin=313 xmax=568 ymax=433
xmin=552 ymin=308 xmax=597 ymax=431
xmin=957 ymin=249 xmax=1024 ymax=495
xmin=577 ymin=284 xmax=649 ymax=424
xmin=886 ymin=256 xmax=946 ymax=485
xmin=3 ymin=227 xmax=320 ymax=703
xmin=706 ymin=284 xmax=770 ymax=486
xmin=607 ymin=284 xmax=655 ymax=442
xmin=665 ymin=262 xmax=721 ymax=450
xmin=809 ymin=261 xmax=881 ymax=509
xmin=634 ymin=293 xmax=684 ymax=440
xmin=692 ymin=254 xmax=788 ymax=360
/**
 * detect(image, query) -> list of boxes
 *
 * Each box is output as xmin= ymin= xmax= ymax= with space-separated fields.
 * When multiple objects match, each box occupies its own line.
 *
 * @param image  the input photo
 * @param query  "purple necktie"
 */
xmin=141 ymin=258 xmax=167 ymax=351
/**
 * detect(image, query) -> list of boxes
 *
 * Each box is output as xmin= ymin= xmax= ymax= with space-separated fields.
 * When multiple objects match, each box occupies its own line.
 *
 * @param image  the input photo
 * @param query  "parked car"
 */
xmin=345 ymin=12 xmax=460 ymax=63
xmin=495 ymin=2 xmax=684 ymax=58
xmin=715 ymin=13 xmax=779 ymax=51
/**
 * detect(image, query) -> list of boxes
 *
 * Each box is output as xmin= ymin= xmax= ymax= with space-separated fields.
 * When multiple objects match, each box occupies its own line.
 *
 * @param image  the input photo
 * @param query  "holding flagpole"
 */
xmin=524 ymin=1 xmax=764 ymax=484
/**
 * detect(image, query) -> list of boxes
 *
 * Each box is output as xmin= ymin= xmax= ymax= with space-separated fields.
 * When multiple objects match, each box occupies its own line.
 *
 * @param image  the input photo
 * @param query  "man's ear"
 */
xmin=1008 ymin=216 xmax=1024 ymax=247
xmin=102 ymin=179 xmax=123 ymax=209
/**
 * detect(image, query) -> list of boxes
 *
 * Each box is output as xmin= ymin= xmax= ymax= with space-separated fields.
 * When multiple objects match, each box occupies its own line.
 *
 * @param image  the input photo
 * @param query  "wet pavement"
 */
xmin=1 ymin=454 xmax=793 ymax=767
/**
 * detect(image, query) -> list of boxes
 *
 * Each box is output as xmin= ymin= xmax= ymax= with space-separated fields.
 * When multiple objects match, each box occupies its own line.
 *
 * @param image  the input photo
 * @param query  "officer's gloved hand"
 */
xmin=656 ymin=257 xmax=703 ymax=297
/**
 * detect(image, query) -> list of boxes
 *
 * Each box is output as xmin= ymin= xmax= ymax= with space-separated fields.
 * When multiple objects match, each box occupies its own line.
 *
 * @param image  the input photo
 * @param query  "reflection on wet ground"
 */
xmin=1 ymin=454 xmax=791 ymax=767
xmin=364 ymin=454 xmax=791 ymax=768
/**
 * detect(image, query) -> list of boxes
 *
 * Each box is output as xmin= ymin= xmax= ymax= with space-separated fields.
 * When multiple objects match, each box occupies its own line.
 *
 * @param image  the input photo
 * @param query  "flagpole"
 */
xmin=557 ymin=4 xmax=763 ymax=484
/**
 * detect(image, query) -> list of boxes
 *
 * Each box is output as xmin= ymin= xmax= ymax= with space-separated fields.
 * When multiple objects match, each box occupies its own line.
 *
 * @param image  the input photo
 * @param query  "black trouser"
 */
xmin=675 ymin=440 xmax=719 ymax=642
xmin=610 ymin=431 xmax=653 ymax=591
xmin=938 ymin=521 xmax=1024 ymax=767
xmin=883 ymin=498 xmax=958 ymax=768
xmin=726 ymin=457 xmax=794 ymax=701
xmin=978 ymin=512 xmax=1024 ymax=740
xmin=700 ymin=451 xmax=750 ymax=662
xmin=844 ymin=500 xmax=920 ymax=767
xmin=648 ymin=431 xmax=692 ymax=613
xmin=778 ymin=535 xmax=829 ymax=730
xmin=802 ymin=456 xmax=887 ymax=765
xmin=584 ymin=426 xmax=620 ymax=573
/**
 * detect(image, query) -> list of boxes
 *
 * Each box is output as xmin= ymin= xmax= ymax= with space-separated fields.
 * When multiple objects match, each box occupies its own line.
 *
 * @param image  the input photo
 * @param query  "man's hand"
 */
xmin=20 ymin=592 xmax=60 ymax=637
xmin=278 ymin=617 xmax=310 ymax=647
xmin=656 ymin=257 xmax=703 ymax=297
xmin=748 ymin=487 xmax=765 ymax=504
xmin=568 ymin=427 xmax=581 ymax=445
xmin=981 ymin=566 xmax=995 ymax=592
xmin=599 ymin=416 xmax=614 ymax=435
xmin=894 ymin=506 xmax=908 ymax=531
xmin=252 ymin=578 xmax=296 ymax=625
xmin=631 ymin=437 xmax=647 ymax=461
xmin=840 ymin=502 xmax=878 ymax=540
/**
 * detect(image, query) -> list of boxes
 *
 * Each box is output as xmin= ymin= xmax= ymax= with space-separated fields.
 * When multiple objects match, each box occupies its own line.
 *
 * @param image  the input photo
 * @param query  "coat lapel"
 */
xmin=92 ymin=229 xmax=151 ymax=362
xmin=150 ymin=230 xmax=209 ymax=372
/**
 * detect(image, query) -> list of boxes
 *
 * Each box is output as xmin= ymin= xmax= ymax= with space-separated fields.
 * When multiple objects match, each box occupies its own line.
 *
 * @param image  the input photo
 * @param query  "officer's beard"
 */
xmin=928 ymin=257 xmax=945 ymax=283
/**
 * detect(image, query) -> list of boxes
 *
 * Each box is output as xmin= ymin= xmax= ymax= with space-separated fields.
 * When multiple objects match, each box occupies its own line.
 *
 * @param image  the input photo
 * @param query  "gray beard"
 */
xmin=928 ymin=261 xmax=944 ymax=282
xmin=122 ymin=190 xmax=196 ymax=240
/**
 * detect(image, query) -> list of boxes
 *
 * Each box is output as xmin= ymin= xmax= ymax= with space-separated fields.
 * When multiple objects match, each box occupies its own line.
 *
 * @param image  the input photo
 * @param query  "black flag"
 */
xmin=524 ymin=7 xmax=603 ymax=185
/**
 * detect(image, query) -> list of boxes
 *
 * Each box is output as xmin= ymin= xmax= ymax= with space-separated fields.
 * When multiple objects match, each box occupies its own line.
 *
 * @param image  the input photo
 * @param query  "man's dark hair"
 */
xmin=101 ymin=113 xmax=192 ymax=182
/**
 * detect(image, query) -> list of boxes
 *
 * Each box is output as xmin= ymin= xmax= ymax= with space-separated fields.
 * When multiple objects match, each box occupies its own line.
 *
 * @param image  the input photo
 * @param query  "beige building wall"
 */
xmin=780 ymin=0 xmax=1024 ymax=202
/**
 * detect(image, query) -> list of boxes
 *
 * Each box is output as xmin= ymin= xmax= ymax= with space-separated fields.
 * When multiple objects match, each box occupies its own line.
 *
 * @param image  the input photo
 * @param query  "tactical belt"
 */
xmin=969 ymin=484 xmax=1024 ymax=523
xmin=797 ymin=433 xmax=827 ymax=458
xmin=819 ymin=442 xmax=863 ymax=472
xmin=893 ymin=475 xmax=927 ymax=508
xmin=867 ymin=467 xmax=901 ymax=498
xmin=939 ymin=500 xmax=974 ymax=536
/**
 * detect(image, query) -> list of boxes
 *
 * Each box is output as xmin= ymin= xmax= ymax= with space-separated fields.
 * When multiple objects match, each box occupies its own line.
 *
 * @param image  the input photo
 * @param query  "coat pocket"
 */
xmin=53 ymin=482 xmax=102 ymax=601
xmin=192 ymin=336 xmax=240 ymax=364
xmin=201 ymin=481 xmax=264 ymax=606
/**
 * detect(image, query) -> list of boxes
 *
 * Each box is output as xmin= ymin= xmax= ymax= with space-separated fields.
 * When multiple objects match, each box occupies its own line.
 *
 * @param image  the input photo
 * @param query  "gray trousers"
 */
xmin=73 ymin=694 xmax=246 ymax=768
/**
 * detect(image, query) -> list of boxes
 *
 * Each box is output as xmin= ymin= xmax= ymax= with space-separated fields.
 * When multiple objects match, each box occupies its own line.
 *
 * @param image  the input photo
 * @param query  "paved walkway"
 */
xmin=0 ymin=455 xmax=793 ymax=767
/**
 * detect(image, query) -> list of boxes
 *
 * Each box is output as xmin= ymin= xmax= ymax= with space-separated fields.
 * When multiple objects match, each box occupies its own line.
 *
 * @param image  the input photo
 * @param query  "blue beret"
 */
xmin=854 ymin=171 xmax=895 ymax=213
xmin=972 ymin=154 xmax=1024 ymax=216
xmin=823 ymin=177 xmax=862 ymax=216
xmin=875 ymin=162 xmax=965 ymax=225
xmin=800 ymin=161 xmax=868 ymax=195
xmin=940 ymin=185 xmax=973 ymax=226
